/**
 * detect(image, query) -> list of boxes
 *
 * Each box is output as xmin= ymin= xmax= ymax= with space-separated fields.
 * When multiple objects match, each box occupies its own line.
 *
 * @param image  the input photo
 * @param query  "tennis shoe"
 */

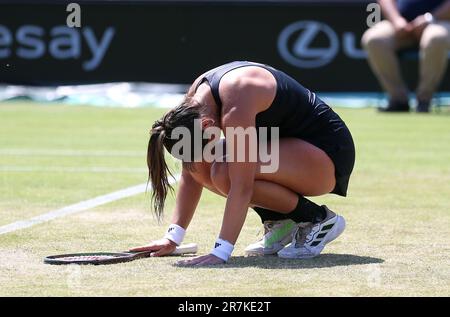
xmin=245 ymin=219 xmax=296 ymax=256
xmin=278 ymin=206 xmax=345 ymax=259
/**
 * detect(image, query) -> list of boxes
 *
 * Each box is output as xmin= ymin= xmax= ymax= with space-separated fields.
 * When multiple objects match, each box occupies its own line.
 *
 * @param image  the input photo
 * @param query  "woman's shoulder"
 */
xmin=186 ymin=70 xmax=212 ymax=97
xmin=219 ymin=67 xmax=277 ymax=113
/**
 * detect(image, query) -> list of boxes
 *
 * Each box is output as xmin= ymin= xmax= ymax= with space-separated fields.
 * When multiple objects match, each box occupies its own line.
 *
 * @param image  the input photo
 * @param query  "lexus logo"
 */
xmin=278 ymin=20 xmax=339 ymax=69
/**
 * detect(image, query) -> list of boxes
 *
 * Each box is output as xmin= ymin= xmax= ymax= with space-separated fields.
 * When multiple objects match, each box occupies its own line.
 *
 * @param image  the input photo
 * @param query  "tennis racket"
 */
xmin=44 ymin=243 xmax=198 ymax=265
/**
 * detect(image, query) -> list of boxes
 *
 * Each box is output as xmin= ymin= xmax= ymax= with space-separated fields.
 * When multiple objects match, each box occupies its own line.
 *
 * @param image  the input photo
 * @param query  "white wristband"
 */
xmin=211 ymin=238 xmax=234 ymax=262
xmin=163 ymin=224 xmax=186 ymax=246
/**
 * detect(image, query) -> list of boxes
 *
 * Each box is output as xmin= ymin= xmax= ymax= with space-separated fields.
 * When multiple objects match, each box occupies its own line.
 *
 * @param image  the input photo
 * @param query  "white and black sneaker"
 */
xmin=277 ymin=206 xmax=346 ymax=259
xmin=245 ymin=219 xmax=296 ymax=256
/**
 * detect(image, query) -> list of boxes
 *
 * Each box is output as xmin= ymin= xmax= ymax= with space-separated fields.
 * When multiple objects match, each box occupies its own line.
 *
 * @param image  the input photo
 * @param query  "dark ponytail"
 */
xmin=147 ymin=121 xmax=174 ymax=221
xmin=146 ymin=97 xmax=209 ymax=220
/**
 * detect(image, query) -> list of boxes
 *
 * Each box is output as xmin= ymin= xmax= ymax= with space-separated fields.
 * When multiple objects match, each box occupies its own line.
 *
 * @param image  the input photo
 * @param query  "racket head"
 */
xmin=43 ymin=243 xmax=198 ymax=265
xmin=44 ymin=251 xmax=146 ymax=265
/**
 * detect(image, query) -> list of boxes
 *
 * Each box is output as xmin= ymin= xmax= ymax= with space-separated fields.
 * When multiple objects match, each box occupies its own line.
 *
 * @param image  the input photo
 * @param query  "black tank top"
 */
xmin=195 ymin=61 xmax=342 ymax=139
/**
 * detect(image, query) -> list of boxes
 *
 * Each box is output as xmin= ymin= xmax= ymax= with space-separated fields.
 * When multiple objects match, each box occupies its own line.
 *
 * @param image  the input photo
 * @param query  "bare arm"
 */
xmin=219 ymin=106 xmax=257 ymax=244
xmin=170 ymin=167 xmax=203 ymax=229
xmin=216 ymin=70 xmax=276 ymax=246
xmin=217 ymin=73 xmax=276 ymax=244
xmin=129 ymin=167 xmax=202 ymax=255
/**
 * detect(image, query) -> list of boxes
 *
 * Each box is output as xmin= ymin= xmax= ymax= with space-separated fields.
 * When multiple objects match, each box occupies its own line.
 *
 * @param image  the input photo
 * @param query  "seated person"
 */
xmin=362 ymin=0 xmax=450 ymax=112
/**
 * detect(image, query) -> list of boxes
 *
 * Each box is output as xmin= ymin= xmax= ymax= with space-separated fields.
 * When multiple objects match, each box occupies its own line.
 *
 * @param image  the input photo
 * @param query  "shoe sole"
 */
xmin=278 ymin=215 xmax=346 ymax=259
xmin=245 ymin=243 xmax=287 ymax=256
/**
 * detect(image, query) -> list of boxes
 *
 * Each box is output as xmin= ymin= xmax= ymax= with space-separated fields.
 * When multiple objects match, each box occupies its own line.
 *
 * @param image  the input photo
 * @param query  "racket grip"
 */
xmin=172 ymin=243 xmax=198 ymax=255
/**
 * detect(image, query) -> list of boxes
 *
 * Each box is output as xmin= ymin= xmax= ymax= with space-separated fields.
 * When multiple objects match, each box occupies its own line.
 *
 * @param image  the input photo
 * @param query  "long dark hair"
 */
xmin=147 ymin=97 xmax=206 ymax=220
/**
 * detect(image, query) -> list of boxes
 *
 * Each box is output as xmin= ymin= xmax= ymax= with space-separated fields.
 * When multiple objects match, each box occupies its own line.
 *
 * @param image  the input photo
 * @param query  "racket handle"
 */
xmin=172 ymin=243 xmax=198 ymax=255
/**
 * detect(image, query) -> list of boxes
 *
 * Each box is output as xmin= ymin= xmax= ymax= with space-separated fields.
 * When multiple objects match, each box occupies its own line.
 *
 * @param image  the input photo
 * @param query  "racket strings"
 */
xmin=57 ymin=255 xmax=123 ymax=261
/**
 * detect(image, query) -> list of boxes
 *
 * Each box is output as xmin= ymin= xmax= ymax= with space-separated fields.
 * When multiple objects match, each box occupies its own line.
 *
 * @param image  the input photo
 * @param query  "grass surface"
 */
xmin=0 ymin=101 xmax=449 ymax=296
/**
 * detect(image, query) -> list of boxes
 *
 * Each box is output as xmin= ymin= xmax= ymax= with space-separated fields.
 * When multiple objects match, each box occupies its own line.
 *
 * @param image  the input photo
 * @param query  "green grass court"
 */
xmin=0 ymin=102 xmax=449 ymax=296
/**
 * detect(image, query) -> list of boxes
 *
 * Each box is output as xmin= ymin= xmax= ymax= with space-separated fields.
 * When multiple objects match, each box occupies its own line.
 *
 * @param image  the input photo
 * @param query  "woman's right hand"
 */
xmin=129 ymin=238 xmax=177 ymax=257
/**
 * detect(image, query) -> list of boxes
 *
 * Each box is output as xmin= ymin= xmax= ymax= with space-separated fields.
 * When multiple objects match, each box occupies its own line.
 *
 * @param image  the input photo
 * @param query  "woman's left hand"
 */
xmin=176 ymin=254 xmax=225 ymax=267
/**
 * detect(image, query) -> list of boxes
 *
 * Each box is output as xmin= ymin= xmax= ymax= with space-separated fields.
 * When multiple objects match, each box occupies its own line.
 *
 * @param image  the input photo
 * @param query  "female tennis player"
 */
xmin=131 ymin=61 xmax=355 ymax=266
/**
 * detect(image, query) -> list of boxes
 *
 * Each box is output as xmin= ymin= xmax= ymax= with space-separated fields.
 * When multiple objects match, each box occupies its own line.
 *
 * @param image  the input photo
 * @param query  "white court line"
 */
xmin=0 ymin=166 xmax=147 ymax=173
xmin=0 ymin=149 xmax=143 ymax=157
xmin=0 ymin=174 xmax=181 ymax=235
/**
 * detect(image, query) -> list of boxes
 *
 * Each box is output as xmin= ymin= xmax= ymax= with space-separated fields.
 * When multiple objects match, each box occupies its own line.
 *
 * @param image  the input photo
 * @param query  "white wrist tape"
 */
xmin=163 ymin=224 xmax=186 ymax=246
xmin=211 ymin=238 xmax=234 ymax=262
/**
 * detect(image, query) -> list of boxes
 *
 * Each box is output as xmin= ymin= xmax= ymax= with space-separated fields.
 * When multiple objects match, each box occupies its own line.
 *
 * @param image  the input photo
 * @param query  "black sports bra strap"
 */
xmin=194 ymin=61 xmax=264 ymax=110
xmin=194 ymin=74 xmax=223 ymax=109
xmin=194 ymin=77 xmax=208 ymax=92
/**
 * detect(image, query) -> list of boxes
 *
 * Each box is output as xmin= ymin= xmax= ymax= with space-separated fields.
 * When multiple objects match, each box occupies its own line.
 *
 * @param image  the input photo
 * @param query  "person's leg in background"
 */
xmin=416 ymin=21 xmax=450 ymax=112
xmin=362 ymin=20 xmax=416 ymax=111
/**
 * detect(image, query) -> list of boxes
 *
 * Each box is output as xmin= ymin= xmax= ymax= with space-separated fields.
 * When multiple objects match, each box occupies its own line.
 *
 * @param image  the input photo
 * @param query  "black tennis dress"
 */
xmin=195 ymin=61 xmax=355 ymax=197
